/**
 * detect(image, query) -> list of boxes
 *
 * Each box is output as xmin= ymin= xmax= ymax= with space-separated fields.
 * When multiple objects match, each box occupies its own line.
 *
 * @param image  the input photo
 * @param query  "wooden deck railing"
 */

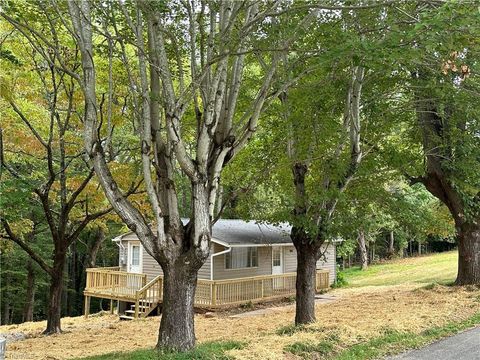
xmin=134 ymin=275 xmax=163 ymax=318
xmin=84 ymin=268 xmax=330 ymax=312
xmin=85 ymin=268 xmax=147 ymax=301
xmin=195 ymin=270 xmax=330 ymax=306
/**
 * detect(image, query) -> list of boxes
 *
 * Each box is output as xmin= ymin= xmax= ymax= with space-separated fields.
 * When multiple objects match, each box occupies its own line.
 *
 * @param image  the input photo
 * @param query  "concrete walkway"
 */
xmin=229 ymin=294 xmax=337 ymax=318
xmin=389 ymin=327 xmax=480 ymax=360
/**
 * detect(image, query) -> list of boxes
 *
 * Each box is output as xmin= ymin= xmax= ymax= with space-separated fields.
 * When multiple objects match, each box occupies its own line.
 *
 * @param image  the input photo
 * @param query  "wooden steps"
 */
xmin=120 ymin=301 xmax=158 ymax=320
xmin=118 ymin=276 xmax=163 ymax=320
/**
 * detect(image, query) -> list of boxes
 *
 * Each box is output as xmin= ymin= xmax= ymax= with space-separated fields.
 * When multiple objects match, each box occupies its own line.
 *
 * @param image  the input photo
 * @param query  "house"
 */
xmin=83 ymin=219 xmax=337 ymax=319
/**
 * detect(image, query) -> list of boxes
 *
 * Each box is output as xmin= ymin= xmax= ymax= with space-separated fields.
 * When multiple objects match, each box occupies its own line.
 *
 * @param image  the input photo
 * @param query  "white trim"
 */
xmin=224 ymin=266 xmax=259 ymax=271
xmin=210 ymin=246 xmax=231 ymax=280
xmin=219 ymin=242 xmax=293 ymax=248
xmin=114 ymin=237 xmax=126 ymax=266
xmin=211 ymin=238 xmax=230 ymax=247
xmin=127 ymin=241 xmax=142 ymax=273
xmin=271 ymin=246 xmax=284 ymax=275
xmin=224 ymin=247 xmax=259 ymax=271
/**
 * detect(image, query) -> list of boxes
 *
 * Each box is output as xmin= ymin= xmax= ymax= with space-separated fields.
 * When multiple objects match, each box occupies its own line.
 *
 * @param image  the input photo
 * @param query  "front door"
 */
xmin=272 ymin=246 xmax=284 ymax=290
xmin=128 ymin=243 xmax=142 ymax=274
xmin=272 ymin=246 xmax=283 ymax=275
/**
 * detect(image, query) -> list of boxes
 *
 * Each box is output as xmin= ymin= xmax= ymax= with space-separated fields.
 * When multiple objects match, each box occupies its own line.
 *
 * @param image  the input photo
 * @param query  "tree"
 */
xmin=0 ymin=10 xmax=130 ymax=332
xmin=66 ymin=0 xmax=318 ymax=351
xmin=386 ymin=2 xmax=480 ymax=284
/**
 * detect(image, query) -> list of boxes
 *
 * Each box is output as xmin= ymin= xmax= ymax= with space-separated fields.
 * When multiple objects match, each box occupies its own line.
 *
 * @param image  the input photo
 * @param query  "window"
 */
xmin=272 ymin=247 xmax=281 ymax=267
xmin=131 ymin=245 xmax=140 ymax=266
xmin=225 ymin=247 xmax=258 ymax=269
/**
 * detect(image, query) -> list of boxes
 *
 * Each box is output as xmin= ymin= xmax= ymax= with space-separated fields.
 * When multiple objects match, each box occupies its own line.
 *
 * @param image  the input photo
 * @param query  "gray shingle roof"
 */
xmin=212 ymin=219 xmax=292 ymax=246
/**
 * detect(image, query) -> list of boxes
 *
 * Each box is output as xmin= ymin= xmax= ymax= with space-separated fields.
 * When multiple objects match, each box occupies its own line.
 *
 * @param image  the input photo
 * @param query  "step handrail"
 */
xmin=137 ymin=274 xmax=163 ymax=294
xmin=134 ymin=275 xmax=163 ymax=318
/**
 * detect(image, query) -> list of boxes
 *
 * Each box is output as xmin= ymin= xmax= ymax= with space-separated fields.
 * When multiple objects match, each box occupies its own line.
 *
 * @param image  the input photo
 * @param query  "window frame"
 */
xmin=131 ymin=245 xmax=140 ymax=266
xmin=225 ymin=247 xmax=259 ymax=270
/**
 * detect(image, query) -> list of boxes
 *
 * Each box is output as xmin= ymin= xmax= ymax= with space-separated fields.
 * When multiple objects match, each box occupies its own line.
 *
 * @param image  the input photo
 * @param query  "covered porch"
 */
xmin=84 ymin=267 xmax=330 ymax=319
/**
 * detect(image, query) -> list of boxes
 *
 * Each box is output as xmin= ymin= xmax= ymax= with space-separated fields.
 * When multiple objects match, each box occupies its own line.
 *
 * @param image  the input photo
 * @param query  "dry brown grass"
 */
xmin=1 ymin=284 xmax=479 ymax=360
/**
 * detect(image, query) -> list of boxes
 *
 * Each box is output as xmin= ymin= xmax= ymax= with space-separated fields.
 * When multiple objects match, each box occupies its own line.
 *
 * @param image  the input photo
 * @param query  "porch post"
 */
xmin=84 ymin=296 xmax=91 ymax=318
xmin=110 ymin=299 xmax=114 ymax=314
xmin=211 ymin=282 xmax=217 ymax=306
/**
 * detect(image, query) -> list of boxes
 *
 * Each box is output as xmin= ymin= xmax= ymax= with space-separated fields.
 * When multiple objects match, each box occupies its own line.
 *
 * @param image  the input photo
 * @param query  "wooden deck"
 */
xmin=84 ymin=267 xmax=330 ymax=318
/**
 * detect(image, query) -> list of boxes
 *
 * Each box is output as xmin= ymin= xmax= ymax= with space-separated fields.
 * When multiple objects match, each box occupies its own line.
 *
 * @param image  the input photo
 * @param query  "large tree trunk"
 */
xmin=23 ymin=259 xmax=35 ymax=322
xmin=357 ymin=230 xmax=368 ymax=271
xmin=292 ymin=229 xmax=321 ymax=325
xmin=387 ymin=231 xmax=395 ymax=258
xmin=414 ymin=84 xmax=479 ymax=285
xmin=44 ymin=251 xmax=66 ymax=334
xmin=157 ymin=260 xmax=198 ymax=351
xmin=456 ymin=222 xmax=480 ymax=285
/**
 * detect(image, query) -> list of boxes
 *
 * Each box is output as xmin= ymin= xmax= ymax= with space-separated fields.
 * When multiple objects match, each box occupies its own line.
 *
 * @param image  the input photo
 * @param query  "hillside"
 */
xmin=1 ymin=252 xmax=479 ymax=360
xmin=343 ymin=251 xmax=458 ymax=287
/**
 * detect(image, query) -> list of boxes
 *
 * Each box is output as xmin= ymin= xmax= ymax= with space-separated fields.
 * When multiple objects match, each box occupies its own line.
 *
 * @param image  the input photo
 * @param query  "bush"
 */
xmin=332 ymin=267 xmax=348 ymax=288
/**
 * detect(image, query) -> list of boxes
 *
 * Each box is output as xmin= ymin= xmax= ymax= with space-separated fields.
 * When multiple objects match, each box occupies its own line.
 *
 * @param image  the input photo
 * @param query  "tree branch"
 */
xmin=1 ymin=218 xmax=53 ymax=275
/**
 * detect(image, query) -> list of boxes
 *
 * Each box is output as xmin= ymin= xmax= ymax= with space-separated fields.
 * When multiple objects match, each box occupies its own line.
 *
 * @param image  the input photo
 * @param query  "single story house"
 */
xmin=84 ymin=219 xmax=337 ymax=319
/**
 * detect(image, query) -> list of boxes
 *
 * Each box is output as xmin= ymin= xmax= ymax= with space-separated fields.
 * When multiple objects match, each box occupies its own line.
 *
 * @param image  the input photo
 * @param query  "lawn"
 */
xmin=2 ymin=251 xmax=479 ymax=360
xmin=341 ymin=251 xmax=458 ymax=287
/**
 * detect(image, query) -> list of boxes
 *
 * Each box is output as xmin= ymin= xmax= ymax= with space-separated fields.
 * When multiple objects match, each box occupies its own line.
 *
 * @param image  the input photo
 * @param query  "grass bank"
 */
xmin=77 ymin=341 xmax=244 ymax=360
xmin=284 ymin=311 xmax=480 ymax=360
xmin=341 ymin=251 xmax=458 ymax=287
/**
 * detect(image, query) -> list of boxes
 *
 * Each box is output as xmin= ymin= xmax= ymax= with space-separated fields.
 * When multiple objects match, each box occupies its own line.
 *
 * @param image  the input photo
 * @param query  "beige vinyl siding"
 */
xmin=317 ymin=244 xmax=336 ymax=285
xmin=141 ymin=244 xmax=163 ymax=281
xmin=283 ymin=246 xmax=297 ymax=273
xmin=117 ymin=241 xmax=127 ymax=271
xmin=121 ymin=240 xmax=211 ymax=281
xmin=118 ymin=237 xmax=336 ymax=284
xmin=283 ymin=244 xmax=336 ymax=285
xmin=212 ymin=243 xmax=272 ymax=280
xmin=198 ymin=255 xmax=211 ymax=279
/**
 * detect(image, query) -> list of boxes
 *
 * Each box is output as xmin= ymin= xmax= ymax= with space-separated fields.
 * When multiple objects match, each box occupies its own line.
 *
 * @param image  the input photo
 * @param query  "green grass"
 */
xmin=333 ymin=312 xmax=480 ymax=360
xmin=341 ymin=251 xmax=458 ymax=287
xmin=284 ymin=312 xmax=480 ymax=359
xmin=76 ymin=341 xmax=244 ymax=360
xmin=285 ymin=340 xmax=336 ymax=358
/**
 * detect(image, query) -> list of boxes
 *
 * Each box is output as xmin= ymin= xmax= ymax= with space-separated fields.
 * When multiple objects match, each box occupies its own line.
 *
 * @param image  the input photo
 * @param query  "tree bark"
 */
xmin=456 ymin=222 xmax=480 ymax=285
xmin=3 ymin=268 xmax=10 ymax=325
xmin=157 ymin=260 xmax=198 ymax=351
xmin=387 ymin=231 xmax=395 ymax=258
xmin=414 ymin=80 xmax=479 ymax=285
xmin=87 ymin=228 xmax=105 ymax=268
xmin=3 ymin=302 xmax=10 ymax=326
xmin=357 ymin=230 xmax=368 ymax=270
xmin=44 ymin=250 xmax=66 ymax=334
xmin=23 ymin=259 xmax=35 ymax=322
xmin=292 ymin=228 xmax=321 ymax=325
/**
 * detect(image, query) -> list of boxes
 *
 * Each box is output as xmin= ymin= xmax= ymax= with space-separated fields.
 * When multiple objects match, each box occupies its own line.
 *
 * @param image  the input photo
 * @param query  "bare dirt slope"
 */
xmin=1 ymin=284 xmax=479 ymax=360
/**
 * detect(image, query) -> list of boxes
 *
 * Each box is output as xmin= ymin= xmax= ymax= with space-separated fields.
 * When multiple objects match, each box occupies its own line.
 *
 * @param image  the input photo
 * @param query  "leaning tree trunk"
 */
xmin=292 ymin=231 xmax=321 ymax=325
xmin=357 ymin=230 xmax=368 ymax=270
xmin=44 ymin=250 xmax=66 ymax=334
xmin=23 ymin=259 xmax=35 ymax=322
xmin=456 ymin=221 xmax=480 ymax=285
xmin=157 ymin=258 xmax=199 ymax=351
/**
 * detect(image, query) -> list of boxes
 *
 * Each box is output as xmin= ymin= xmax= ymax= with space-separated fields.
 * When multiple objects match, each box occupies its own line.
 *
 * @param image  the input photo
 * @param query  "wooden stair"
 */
xmin=119 ymin=275 xmax=163 ymax=320
xmin=120 ymin=302 xmax=157 ymax=320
